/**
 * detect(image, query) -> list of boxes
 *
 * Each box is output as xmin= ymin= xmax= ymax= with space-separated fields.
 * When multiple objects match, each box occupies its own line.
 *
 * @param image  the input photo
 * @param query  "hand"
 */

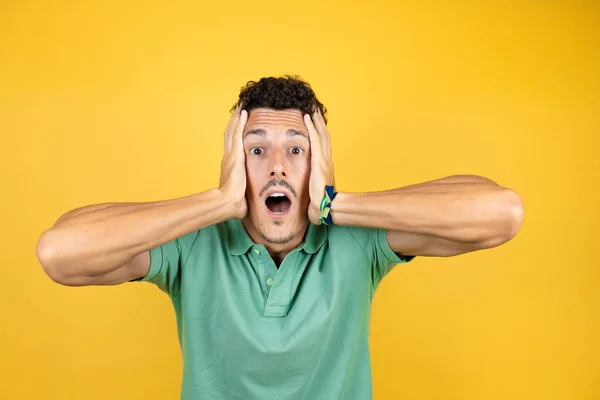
xmin=218 ymin=104 xmax=249 ymax=220
xmin=304 ymin=108 xmax=336 ymax=225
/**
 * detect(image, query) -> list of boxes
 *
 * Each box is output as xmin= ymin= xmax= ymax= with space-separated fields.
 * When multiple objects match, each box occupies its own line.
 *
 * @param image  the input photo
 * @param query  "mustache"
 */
xmin=259 ymin=180 xmax=297 ymax=199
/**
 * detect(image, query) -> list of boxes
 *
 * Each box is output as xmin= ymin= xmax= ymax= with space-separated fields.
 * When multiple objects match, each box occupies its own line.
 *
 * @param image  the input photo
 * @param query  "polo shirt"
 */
xmin=136 ymin=218 xmax=415 ymax=399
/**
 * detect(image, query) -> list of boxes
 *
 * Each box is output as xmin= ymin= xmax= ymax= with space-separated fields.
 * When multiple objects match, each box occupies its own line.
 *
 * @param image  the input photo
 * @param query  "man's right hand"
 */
xmin=218 ymin=104 xmax=249 ymax=220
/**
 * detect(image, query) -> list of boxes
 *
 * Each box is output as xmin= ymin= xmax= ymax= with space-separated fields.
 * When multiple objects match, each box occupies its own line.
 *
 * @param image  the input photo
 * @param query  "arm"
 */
xmin=330 ymin=175 xmax=524 ymax=257
xmin=36 ymin=189 xmax=239 ymax=286
xmin=301 ymin=111 xmax=522 ymax=258
xmin=36 ymin=105 xmax=249 ymax=286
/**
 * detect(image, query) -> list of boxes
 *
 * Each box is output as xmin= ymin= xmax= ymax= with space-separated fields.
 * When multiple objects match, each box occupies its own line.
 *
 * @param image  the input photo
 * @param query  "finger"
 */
xmin=312 ymin=107 xmax=327 ymax=134
xmin=225 ymin=105 xmax=242 ymax=153
xmin=224 ymin=105 xmax=238 ymax=151
xmin=311 ymin=109 xmax=330 ymax=159
xmin=232 ymin=109 xmax=248 ymax=155
xmin=304 ymin=113 xmax=324 ymax=160
xmin=313 ymin=108 xmax=331 ymax=158
xmin=226 ymin=104 xmax=241 ymax=133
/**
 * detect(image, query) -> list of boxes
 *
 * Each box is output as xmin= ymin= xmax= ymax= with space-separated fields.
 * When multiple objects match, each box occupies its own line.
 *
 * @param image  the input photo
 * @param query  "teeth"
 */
xmin=269 ymin=193 xmax=286 ymax=197
xmin=273 ymin=211 xmax=284 ymax=214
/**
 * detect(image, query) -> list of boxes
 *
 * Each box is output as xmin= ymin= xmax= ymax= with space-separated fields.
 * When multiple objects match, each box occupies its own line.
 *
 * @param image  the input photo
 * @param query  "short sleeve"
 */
xmin=132 ymin=230 xmax=200 ymax=298
xmin=343 ymin=226 xmax=415 ymax=289
xmin=371 ymin=228 xmax=415 ymax=287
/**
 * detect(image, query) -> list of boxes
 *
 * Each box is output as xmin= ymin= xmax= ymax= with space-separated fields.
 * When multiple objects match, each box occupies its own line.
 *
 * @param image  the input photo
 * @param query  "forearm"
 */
xmin=331 ymin=177 xmax=523 ymax=243
xmin=36 ymin=189 xmax=236 ymax=279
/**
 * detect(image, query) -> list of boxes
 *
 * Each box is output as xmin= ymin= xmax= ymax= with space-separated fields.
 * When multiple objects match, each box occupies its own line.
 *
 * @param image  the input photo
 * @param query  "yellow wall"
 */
xmin=1 ymin=1 xmax=598 ymax=399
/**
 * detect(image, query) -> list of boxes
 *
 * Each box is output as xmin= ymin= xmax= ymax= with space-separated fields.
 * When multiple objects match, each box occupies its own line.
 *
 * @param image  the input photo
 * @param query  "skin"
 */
xmin=36 ymin=102 xmax=523 ymax=288
xmin=238 ymin=106 xmax=523 ymax=265
xmin=241 ymin=108 xmax=313 ymax=265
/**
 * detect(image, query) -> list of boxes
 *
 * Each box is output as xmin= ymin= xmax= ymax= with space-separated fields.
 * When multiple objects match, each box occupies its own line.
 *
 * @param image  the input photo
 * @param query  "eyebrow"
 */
xmin=243 ymin=128 xmax=308 ymax=140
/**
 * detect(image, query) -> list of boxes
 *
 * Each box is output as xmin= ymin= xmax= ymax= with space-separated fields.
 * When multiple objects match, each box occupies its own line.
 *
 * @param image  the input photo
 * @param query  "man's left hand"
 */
xmin=304 ymin=108 xmax=336 ymax=225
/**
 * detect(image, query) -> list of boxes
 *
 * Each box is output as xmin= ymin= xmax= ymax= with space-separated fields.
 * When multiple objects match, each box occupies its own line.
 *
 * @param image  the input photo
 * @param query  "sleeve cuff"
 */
xmin=133 ymin=245 xmax=164 ymax=282
xmin=377 ymin=228 xmax=416 ymax=264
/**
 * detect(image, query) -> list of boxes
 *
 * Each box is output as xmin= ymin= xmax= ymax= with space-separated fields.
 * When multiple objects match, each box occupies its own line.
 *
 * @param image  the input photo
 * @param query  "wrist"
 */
xmin=318 ymin=185 xmax=338 ymax=225
xmin=215 ymin=188 xmax=246 ymax=220
xmin=327 ymin=192 xmax=356 ymax=227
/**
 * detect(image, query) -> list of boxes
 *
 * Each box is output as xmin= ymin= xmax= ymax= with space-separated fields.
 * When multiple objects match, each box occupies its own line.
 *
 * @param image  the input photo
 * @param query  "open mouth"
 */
xmin=265 ymin=193 xmax=292 ymax=216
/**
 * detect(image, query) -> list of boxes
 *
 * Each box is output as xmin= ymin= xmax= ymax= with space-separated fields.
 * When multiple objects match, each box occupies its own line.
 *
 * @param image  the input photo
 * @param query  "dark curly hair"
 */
xmin=231 ymin=75 xmax=328 ymax=124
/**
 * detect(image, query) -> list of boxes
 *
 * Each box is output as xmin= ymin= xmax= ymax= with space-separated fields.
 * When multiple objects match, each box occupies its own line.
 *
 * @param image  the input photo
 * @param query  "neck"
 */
xmin=241 ymin=217 xmax=309 ymax=261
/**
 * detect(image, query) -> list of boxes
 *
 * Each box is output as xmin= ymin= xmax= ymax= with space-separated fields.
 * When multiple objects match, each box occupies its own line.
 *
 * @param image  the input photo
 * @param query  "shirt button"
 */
xmin=253 ymin=248 xmax=260 ymax=255
xmin=266 ymin=278 xmax=274 ymax=286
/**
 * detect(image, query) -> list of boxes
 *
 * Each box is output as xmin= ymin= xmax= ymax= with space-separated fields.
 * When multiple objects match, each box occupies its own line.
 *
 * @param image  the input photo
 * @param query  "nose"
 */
xmin=269 ymin=149 xmax=287 ymax=178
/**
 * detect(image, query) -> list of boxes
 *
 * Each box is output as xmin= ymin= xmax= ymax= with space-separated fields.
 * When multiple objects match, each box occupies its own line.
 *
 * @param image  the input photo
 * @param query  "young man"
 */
xmin=36 ymin=75 xmax=524 ymax=399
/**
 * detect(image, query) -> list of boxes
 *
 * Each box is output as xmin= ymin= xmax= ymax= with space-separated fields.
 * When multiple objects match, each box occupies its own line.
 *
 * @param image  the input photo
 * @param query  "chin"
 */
xmin=247 ymin=204 xmax=307 ymax=245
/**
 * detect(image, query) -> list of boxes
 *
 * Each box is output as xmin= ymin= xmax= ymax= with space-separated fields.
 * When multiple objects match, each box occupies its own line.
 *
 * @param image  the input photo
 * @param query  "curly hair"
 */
xmin=231 ymin=75 xmax=328 ymax=124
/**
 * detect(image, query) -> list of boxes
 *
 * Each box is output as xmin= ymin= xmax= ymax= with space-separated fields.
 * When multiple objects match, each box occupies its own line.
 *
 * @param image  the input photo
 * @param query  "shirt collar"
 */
xmin=226 ymin=218 xmax=327 ymax=256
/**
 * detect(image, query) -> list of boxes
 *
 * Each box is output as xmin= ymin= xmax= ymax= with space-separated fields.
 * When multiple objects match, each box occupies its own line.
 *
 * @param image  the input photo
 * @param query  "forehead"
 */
xmin=243 ymin=108 xmax=307 ymax=138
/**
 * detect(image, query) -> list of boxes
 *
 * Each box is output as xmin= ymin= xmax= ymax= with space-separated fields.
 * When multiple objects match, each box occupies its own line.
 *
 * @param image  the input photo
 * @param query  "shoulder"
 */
xmin=328 ymin=224 xmax=414 ymax=264
xmin=327 ymin=224 xmax=377 ymax=254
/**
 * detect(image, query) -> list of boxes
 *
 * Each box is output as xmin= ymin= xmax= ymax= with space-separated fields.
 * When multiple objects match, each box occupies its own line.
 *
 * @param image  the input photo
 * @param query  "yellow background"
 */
xmin=1 ymin=1 xmax=598 ymax=399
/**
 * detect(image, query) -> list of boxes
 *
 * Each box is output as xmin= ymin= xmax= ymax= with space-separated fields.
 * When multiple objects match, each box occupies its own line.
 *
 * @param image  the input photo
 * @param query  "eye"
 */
xmin=251 ymin=147 xmax=263 ymax=156
xmin=290 ymin=147 xmax=303 ymax=155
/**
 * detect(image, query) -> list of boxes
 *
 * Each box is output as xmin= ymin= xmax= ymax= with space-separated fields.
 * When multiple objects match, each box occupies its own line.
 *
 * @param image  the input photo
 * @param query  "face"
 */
xmin=242 ymin=108 xmax=311 ymax=248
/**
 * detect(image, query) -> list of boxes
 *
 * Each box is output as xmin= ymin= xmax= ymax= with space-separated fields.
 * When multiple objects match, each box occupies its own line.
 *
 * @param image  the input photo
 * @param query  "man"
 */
xmin=36 ymin=75 xmax=524 ymax=399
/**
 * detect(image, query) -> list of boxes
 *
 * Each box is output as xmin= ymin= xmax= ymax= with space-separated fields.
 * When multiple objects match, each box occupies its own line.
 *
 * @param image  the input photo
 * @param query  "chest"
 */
xmin=177 ymin=244 xmax=373 ymax=352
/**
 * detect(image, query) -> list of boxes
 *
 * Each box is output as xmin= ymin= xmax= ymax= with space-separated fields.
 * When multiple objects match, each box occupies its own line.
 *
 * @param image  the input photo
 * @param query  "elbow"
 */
xmin=37 ymin=232 xmax=66 ymax=285
xmin=493 ymin=189 xmax=524 ymax=245
xmin=36 ymin=230 xmax=84 ymax=287
xmin=477 ymin=189 xmax=524 ymax=249
xmin=37 ymin=249 xmax=62 ymax=287
xmin=505 ymin=189 xmax=524 ymax=240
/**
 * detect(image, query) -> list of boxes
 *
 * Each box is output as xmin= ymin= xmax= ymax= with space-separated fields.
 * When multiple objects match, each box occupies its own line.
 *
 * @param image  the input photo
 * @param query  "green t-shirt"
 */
xmin=137 ymin=218 xmax=414 ymax=399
